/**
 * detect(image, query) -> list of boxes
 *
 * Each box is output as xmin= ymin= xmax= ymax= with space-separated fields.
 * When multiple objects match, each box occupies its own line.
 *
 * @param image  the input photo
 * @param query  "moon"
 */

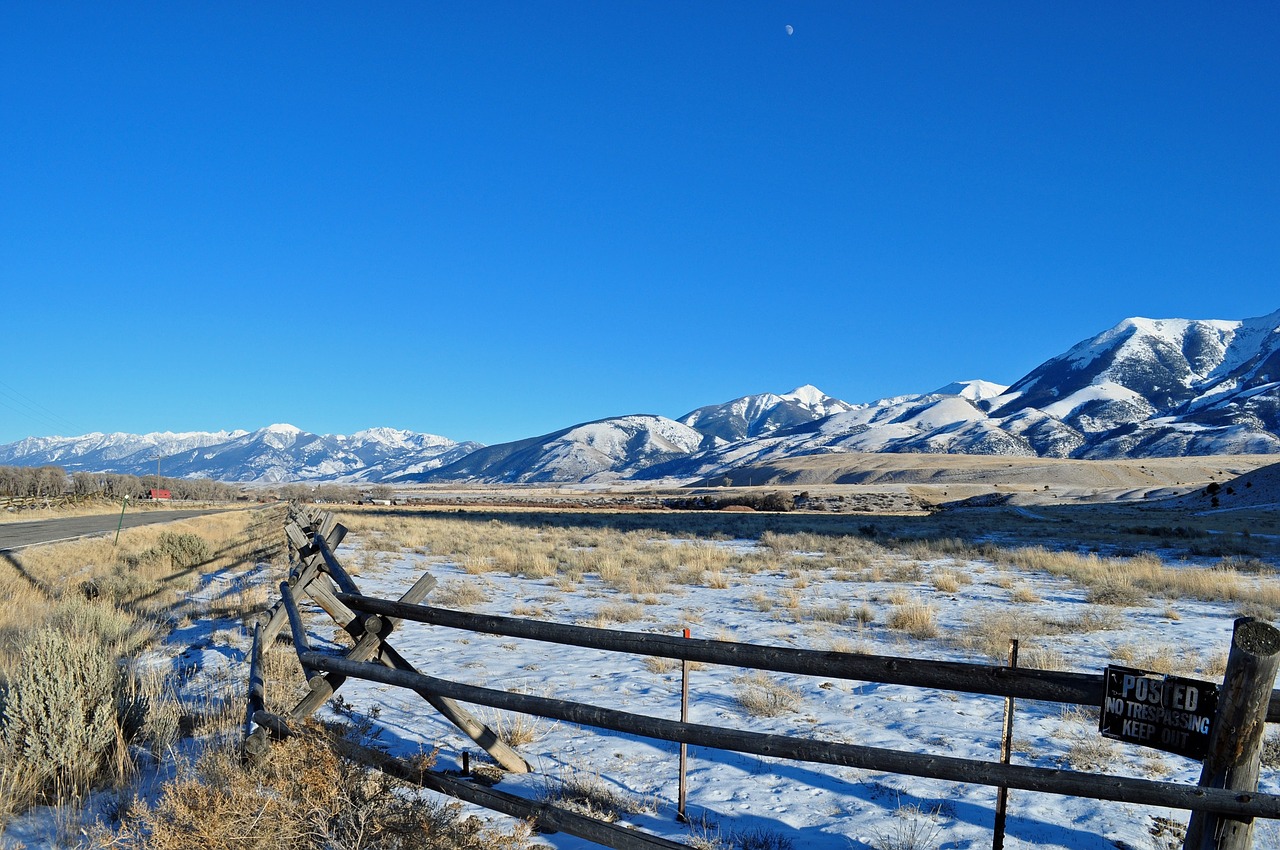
xmin=785 ymin=24 xmax=794 ymax=36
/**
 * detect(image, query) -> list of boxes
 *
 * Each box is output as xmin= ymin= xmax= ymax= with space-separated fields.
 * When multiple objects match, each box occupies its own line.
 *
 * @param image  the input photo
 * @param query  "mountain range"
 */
xmin=3 ymin=309 xmax=1277 ymax=485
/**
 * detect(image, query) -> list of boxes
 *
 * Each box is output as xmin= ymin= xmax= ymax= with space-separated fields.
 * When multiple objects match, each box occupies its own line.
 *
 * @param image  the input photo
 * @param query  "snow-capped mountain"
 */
xmin=3 ymin=309 xmax=1277 ymax=485
xmin=0 ymin=425 xmax=480 ymax=483
xmin=398 ymin=415 xmax=724 ymax=484
xmin=0 ymin=429 xmax=249 ymax=473
xmin=986 ymin=310 xmax=1280 ymax=457
xmin=677 ymin=385 xmax=856 ymax=442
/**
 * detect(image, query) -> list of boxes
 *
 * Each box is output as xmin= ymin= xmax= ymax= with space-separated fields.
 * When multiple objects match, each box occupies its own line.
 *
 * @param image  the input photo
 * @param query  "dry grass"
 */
xmin=930 ymin=572 xmax=962 ymax=594
xmin=804 ymin=602 xmax=851 ymax=624
xmin=430 ymin=579 xmax=490 ymax=608
xmin=887 ymin=601 xmax=938 ymax=639
xmin=1009 ymin=585 xmax=1042 ymax=604
xmin=997 ymin=546 xmax=1280 ymax=608
xmin=957 ymin=609 xmax=1047 ymax=661
xmin=643 ymin=655 xmax=681 ymax=674
xmin=539 ymin=766 xmax=653 ymax=824
xmin=479 ymin=709 xmax=552 ymax=748
xmin=111 ymin=728 xmax=534 ymax=849
xmin=873 ymin=804 xmax=945 ymax=850
xmin=1060 ymin=707 xmax=1119 ymax=771
xmin=733 ymin=671 xmax=803 ymax=717
xmin=582 ymin=601 xmax=647 ymax=627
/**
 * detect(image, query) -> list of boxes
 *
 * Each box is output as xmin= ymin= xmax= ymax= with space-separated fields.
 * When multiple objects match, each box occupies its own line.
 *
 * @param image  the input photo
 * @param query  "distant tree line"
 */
xmin=0 ymin=465 xmax=241 ymax=501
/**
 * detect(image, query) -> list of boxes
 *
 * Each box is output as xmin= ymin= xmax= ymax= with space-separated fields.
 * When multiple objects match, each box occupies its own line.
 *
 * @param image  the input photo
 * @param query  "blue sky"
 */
xmin=2 ymin=3 xmax=1277 ymax=446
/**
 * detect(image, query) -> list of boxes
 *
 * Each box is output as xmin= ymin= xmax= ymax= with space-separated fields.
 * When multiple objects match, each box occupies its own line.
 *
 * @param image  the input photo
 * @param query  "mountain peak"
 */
xmin=931 ymin=380 xmax=1010 ymax=402
xmin=782 ymin=385 xmax=828 ymax=405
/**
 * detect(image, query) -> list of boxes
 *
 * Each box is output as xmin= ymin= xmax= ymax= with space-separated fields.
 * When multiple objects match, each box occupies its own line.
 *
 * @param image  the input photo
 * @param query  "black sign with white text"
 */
xmin=1099 ymin=666 xmax=1218 ymax=760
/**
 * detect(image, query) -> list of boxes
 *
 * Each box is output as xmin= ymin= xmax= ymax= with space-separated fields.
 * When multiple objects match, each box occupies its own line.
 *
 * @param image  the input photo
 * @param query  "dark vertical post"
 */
xmin=243 ymin=623 xmax=269 ymax=760
xmin=1183 ymin=618 xmax=1280 ymax=850
xmin=677 ymin=627 xmax=691 ymax=823
xmin=114 ymin=495 xmax=128 ymax=544
xmin=993 ymin=638 xmax=1019 ymax=850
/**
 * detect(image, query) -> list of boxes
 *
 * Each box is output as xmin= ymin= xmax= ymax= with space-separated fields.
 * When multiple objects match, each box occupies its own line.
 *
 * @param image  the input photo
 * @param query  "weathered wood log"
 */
xmin=284 ymin=522 xmax=310 ymax=552
xmin=336 ymin=593 xmax=1105 ymax=708
xmin=317 ymin=512 xmax=338 ymax=542
xmin=1184 ymin=618 xmax=1280 ymax=850
xmin=326 ymin=731 xmax=689 ymax=850
xmin=251 ymin=709 xmax=294 ymax=740
xmin=299 ymin=564 xmax=528 ymax=773
xmin=245 ymin=623 xmax=265 ymax=732
xmin=258 ymin=558 xmax=324 ymax=646
xmin=301 ymin=650 xmax=1280 ymax=820
xmin=288 ymin=574 xmax=438 ymax=722
xmin=279 ymin=581 xmax=315 ymax=680
xmin=313 ymin=534 xmax=361 ymax=595
xmin=242 ymin=623 xmax=270 ymax=761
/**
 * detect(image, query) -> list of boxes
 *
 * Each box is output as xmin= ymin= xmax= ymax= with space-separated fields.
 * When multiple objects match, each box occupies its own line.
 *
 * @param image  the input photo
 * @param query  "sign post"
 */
xmin=1099 ymin=666 xmax=1218 ymax=761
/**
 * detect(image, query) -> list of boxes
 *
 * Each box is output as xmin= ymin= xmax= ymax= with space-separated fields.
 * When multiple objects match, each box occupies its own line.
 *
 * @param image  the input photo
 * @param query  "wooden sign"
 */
xmin=1099 ymin=665 xmax=1218 ymax=760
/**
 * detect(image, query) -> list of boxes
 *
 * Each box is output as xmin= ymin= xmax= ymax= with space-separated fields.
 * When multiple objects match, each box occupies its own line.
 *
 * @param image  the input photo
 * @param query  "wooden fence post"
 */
xmin=678 ymin=627 xmax=690 ymax=823
xmin=993 ymin=638 xmax=1019 ymax=850
xmin=1183 ymin=617 xmax=1280 ymax=850
xmin=242 ymin=623 xmax=270 ymax=761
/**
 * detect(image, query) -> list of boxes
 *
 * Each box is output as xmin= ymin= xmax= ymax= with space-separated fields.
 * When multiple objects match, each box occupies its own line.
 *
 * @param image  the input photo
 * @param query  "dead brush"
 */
xmin=930 ymin=572 xmax=962 ymax=594
xmin=804 ymin=602 xmax=851 ymax=624
xmin=540 ymin=766 xmax=653 ymax=823
xmin=478 ymin=709 xmax=553 ymax=748
xmin=887 ymin=600 xmax=938 ymax=639
xmin=957 ymin=609 xmax=1048 ymax=661
xmin=581 ymin=602 xmax=646 ymax=627
xmin=430 ymin=579 xmax=490 ymax=608
xmin=733 ymin=671 xmax=803 ymax=717
xmin=117 ymin=729 xmax=535 ymax=849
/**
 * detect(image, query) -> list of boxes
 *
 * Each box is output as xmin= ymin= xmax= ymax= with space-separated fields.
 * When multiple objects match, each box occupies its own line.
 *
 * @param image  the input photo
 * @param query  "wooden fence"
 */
xmin=247 ymin=505 xmax=1280 ymax=850
xmin=0 ymin=494 xmax=95 ymax=511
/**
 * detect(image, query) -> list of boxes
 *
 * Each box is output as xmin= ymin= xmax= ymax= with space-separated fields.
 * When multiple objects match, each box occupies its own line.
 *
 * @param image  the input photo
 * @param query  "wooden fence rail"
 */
xmin=300 ymin=649 xmax=1280 ymax=820
xmin=253 ymin=504 xmax=1280 ymax=850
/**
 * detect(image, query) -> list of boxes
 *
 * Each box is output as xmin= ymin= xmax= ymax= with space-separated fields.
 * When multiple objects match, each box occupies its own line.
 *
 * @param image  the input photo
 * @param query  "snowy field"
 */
xmin=294 ymin=519 xmax=1279 ymax=850
xmin=5 ymin=510 xmax=1277 ymax=850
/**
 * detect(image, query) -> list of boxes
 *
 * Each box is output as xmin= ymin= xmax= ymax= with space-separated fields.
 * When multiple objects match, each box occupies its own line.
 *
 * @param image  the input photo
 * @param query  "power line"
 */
xmin=0 ymin=378 xmax=89 ymax=438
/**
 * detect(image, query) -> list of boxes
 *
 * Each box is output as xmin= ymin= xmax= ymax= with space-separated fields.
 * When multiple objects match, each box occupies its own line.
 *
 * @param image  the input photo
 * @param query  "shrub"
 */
xmin=887 ymin=602 xmax=938 ymax=639
xmin=733 ymin=672 xmax=803 ymax=717
xmin=430 ymin=580 xmax=489 ymax=608
xmin=120 ymin=731 xmax=534 ymax=849
xmin=147 ymin=532 xmax=212 ymax=569
xmin=874 ymin=804 xmax=945 ymax=850
xmin=1009 ymin=585 xmax=1041 ymax=604
xmin=1086 ymin=579 xmax=1146 ymax=607
xmin=540 ymin=766 xmax=651 ymax=823
xmin=0 ymin=627 xmax=120 ymax=800
xmin=930 ymin=573 xmax=961 ymax=594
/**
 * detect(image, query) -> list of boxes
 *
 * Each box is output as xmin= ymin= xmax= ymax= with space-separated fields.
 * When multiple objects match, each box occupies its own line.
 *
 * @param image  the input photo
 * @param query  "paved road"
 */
xmin=0 ymin=508 xmax=236 ymax=551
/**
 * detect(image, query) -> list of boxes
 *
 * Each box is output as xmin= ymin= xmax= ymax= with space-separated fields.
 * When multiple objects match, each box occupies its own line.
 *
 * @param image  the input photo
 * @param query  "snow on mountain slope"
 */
xmin=0 ymin=430 xmax=249 ymax=470
xmin=678 ymin=385 xmax=855 ymax=442
xmin=3 ymin=310 xmax=1277 ymax=485
xmin=991 ymin=310 xmax=1279 ymax=419
xmin=405 ymin=415 xmax=724 ymax=484
xmin=931 ymin=379 xmax=1009 ymax=402
xmin=983 ymin=308 xmax=1280 ymax=458
xmin=0 ymin=426 xmax=480 ymax=483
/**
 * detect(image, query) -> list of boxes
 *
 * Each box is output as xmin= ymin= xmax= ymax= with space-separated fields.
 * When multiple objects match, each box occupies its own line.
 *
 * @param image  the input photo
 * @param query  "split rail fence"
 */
xmin=245 ymin=505 xmax=1280 ymax=850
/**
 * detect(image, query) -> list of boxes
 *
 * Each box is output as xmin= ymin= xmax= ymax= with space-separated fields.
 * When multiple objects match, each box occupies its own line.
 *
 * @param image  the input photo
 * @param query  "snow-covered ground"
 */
xmin=302 ymin=532 xmax=1279 ymax=850
xmin=5 ymin=524 xmax=1277 ymax=850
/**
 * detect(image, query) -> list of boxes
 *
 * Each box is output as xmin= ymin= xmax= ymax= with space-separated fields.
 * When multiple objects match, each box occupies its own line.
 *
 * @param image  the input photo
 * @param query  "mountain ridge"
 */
xmin=2 ymin=309 xmax=1277 ymax=484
